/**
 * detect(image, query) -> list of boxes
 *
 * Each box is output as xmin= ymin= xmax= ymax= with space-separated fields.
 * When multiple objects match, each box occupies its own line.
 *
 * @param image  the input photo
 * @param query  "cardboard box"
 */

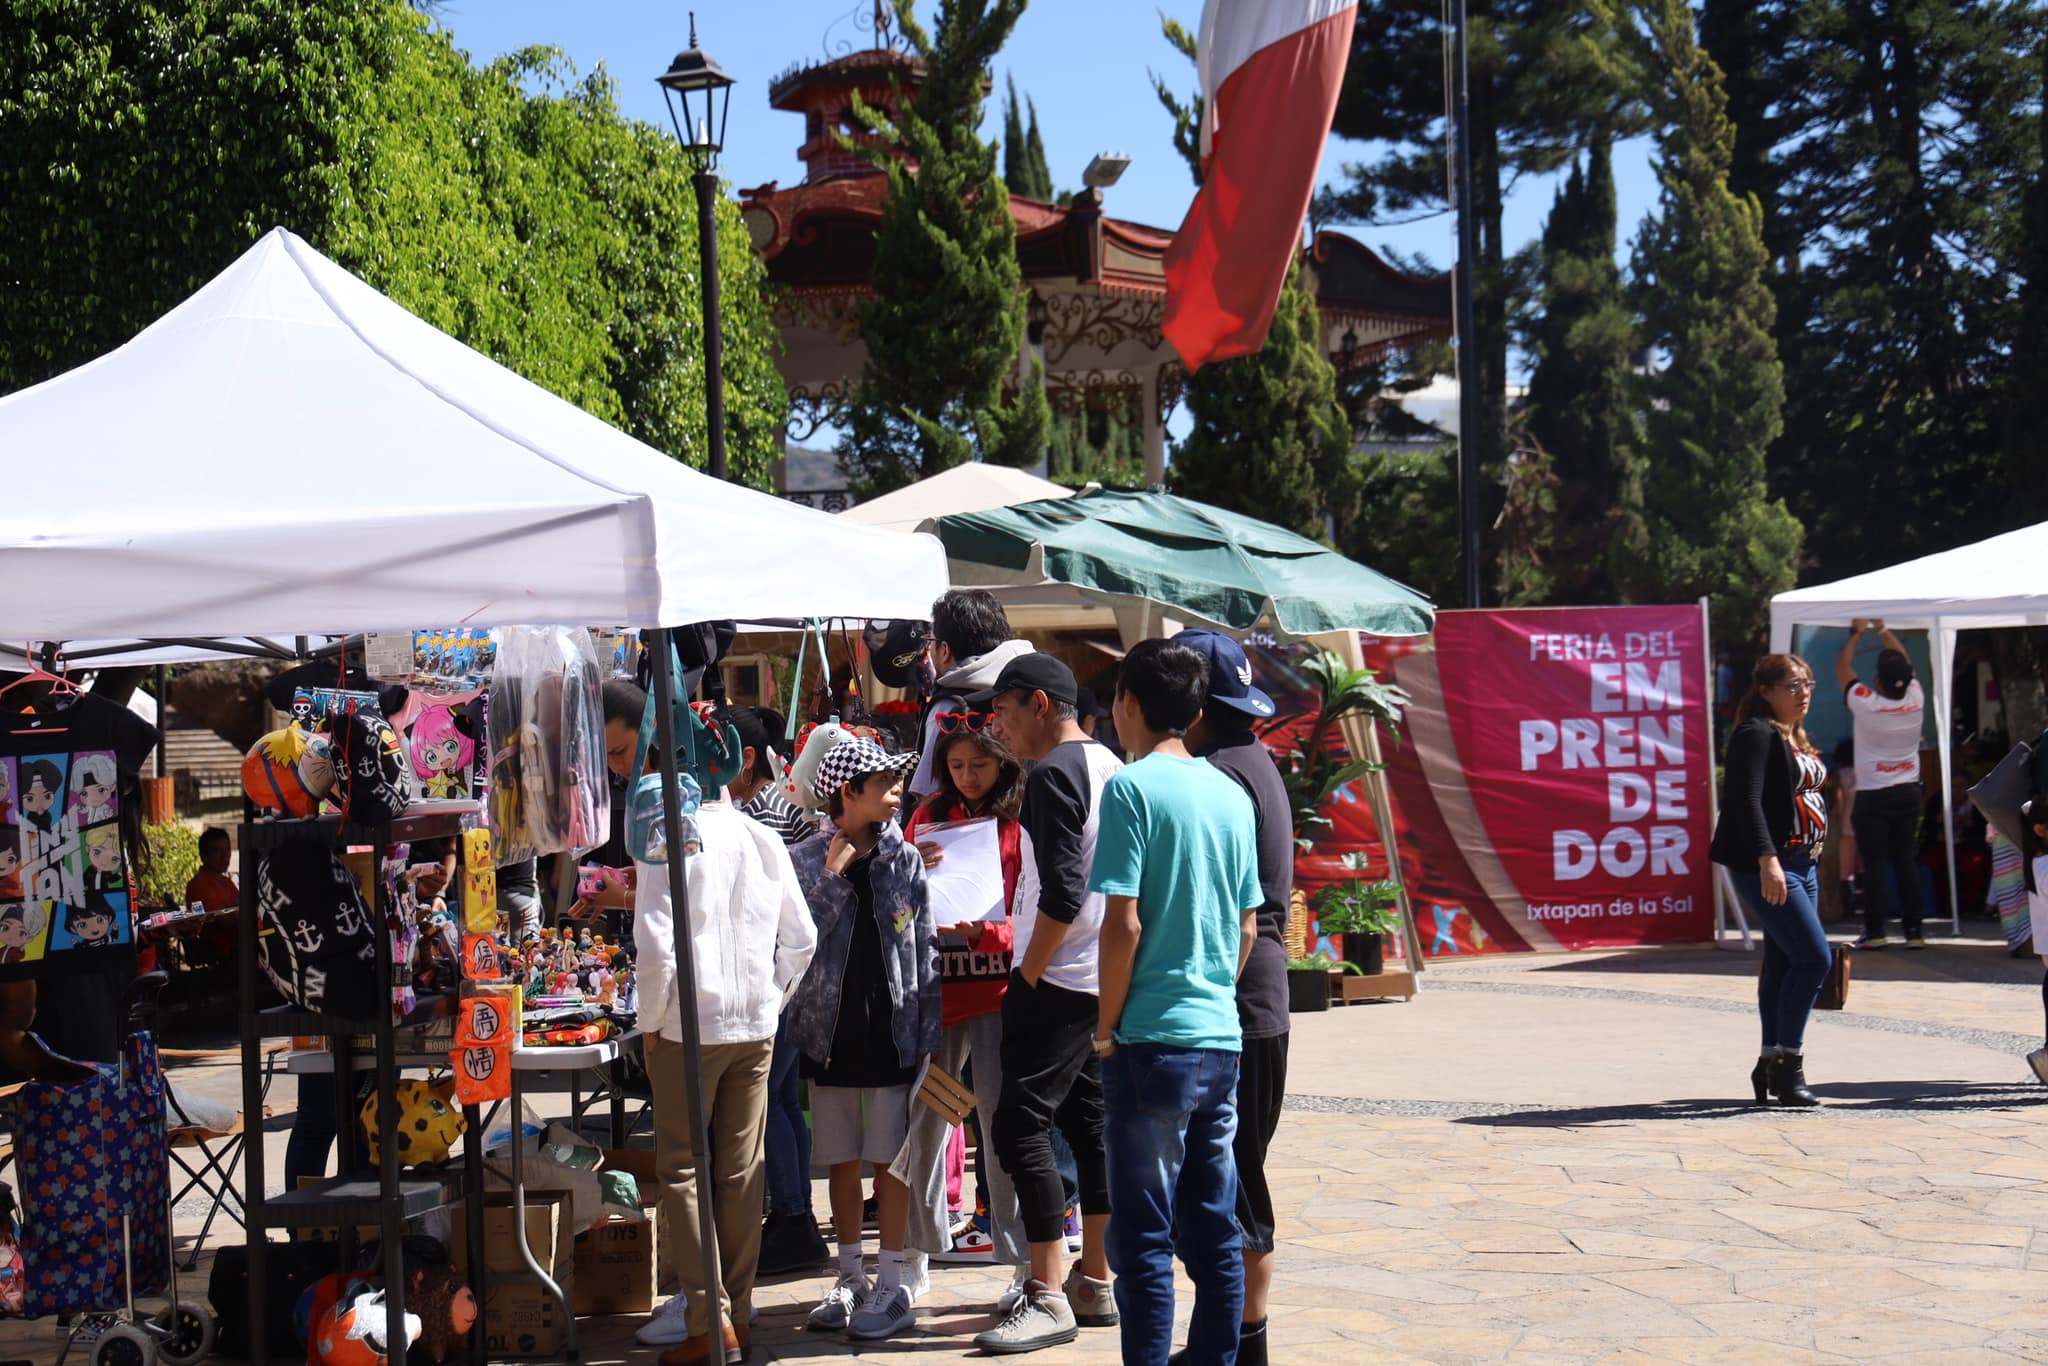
xmin=451 ymin=1190 xmax=572 ymax=1358
xmin=598 ymin=1148 xmax=682 ymax=1296
xmin=574 ymin=1210 xmax=660 ymax=1316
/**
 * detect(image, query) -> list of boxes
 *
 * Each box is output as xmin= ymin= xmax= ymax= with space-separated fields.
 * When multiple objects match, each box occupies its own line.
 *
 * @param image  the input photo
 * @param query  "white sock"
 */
xmin=838 ymin=1243 xmax=864 ymax=1281
xmin=877 ymin=1248 xmax=905 ymax=1294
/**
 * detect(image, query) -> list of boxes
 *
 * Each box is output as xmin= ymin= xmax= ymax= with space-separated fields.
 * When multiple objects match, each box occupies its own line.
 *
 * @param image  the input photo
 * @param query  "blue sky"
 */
xmin=431 ymin=1 xmax=1656 ymax=282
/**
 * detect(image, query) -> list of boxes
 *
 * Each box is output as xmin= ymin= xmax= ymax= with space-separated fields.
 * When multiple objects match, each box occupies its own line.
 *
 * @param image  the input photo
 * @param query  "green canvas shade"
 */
xmin=933 ymin=486 xmax=1435 ymax=639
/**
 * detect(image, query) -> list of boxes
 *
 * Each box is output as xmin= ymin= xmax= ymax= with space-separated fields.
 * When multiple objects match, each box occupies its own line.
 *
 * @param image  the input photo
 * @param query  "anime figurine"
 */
xmin=409 ymin=706 xmax=474 ymax=800
xmin=593 ymin=968 xmax=616 ymax=1008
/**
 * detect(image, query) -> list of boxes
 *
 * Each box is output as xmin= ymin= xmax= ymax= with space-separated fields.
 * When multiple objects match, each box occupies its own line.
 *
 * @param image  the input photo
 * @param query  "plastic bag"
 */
xmin=481 ymin=1101 xmax=547 ymax=1155
xmin=486 ymin=627 xmax=609 ymax=864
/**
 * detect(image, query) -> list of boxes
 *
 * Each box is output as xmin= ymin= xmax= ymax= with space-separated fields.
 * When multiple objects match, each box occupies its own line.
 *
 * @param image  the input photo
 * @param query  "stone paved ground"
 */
xmin=5 ymin=935 xmax=2045 ymax=1363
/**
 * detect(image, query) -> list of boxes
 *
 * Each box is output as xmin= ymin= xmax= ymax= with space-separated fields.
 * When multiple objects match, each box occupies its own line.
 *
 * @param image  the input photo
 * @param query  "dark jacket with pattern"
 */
xmin=788 ymin=818 xmax=942 ymax=1071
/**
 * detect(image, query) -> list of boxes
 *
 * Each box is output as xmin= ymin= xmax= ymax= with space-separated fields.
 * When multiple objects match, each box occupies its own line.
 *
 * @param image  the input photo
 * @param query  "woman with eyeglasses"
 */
xmin=1711 ymin=654 xmax=1832 ymax=1106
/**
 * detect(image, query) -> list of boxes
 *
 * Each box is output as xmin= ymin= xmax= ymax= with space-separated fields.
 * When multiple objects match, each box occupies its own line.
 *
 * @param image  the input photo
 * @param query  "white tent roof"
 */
xmin=841 ymin=462 xmax=1073 ymax=534
xmin=1769 ymin=520 xmax=2048 ymax=649
xmin=0 ymin=228 xmax=946 ymax=642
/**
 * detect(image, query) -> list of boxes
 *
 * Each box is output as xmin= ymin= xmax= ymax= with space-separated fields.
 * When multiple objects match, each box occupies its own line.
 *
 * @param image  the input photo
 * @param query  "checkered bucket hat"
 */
xmin=811 ymin=732 xmax=917 ymax=804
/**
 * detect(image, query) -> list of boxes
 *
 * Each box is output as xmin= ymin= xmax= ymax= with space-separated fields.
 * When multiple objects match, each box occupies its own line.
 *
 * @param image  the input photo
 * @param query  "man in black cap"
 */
xmin=1835 ymin=619 xmax=1928 ymax=948
xmin=970 ymin=653 xmax=1125 ymax=1353
xmin=1177 ymin=630 xmax=1290 ymax=1366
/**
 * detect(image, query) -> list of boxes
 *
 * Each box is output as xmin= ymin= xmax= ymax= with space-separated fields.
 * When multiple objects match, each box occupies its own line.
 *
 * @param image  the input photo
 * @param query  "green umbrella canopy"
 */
xmin=933 ymin=487 xmax=1435 ymax=638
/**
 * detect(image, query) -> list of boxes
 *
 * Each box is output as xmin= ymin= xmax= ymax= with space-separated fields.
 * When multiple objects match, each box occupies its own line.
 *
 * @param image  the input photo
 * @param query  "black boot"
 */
xmin=1768 ymin=1052 xmax=1820 ymax=1107
xmin=757 ymin=1212 xmax=829 ymax=1275
xmin=1238 ymin=1319 xmax=1269 ymax=1366
xmin=1750 ymin=1056 xmax=1771 ymax=1105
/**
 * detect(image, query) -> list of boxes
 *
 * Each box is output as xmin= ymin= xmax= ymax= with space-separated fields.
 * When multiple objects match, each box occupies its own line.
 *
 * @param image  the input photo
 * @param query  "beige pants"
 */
xmin=646 ymin=1034 xmax=774 ymax=1336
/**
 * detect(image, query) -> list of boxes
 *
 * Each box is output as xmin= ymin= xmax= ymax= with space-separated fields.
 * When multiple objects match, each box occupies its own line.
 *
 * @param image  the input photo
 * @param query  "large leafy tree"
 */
xmin=1316 ymin=1 xmax=1642 ymax=524
xmin=1615 ymin=0 xmax=1801 ymax=646
xmin=1702 ymin=0 xmax=2041 ymax=579
xmin=1524 ymin=133 xmax=1637 ymax=603
xmin=837 ymin=0 xmax=1049 ymax=494
xmin=2007 ymin=37 xmax=2048 ymax=527
xmin=0 ymin=0 xmax=786 ymax=482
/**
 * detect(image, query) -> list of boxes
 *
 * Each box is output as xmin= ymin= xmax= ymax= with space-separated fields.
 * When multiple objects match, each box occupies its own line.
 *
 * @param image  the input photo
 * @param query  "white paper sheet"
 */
xmin=918 ymin=819 xmax=1007 ymax=925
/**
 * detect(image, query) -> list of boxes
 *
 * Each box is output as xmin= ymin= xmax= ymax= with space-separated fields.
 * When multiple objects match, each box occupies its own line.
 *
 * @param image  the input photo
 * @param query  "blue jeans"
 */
xmin=1102 ymin=1045 xmax=1243 ymax=1366
xmin=1728 ymin=850 xmax=1829 ymax=1051
xmin=765 ymin=1017 xmax=811 ymax=1217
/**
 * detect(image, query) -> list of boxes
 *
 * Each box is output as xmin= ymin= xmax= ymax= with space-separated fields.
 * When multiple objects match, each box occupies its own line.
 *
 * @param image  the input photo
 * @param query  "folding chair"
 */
xmin=159 ymin=1041 xmax=284 ymax=1271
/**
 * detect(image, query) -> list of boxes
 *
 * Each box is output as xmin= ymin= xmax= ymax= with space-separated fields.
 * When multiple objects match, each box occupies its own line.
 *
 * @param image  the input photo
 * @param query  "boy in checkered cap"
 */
xmin=787 ymin=730 xmax=941 ymax=1343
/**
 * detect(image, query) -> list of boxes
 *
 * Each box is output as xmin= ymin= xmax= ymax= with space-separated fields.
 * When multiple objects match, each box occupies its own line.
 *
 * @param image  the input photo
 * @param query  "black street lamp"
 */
xmin=659 ymin=14 xmax=736 ymax=482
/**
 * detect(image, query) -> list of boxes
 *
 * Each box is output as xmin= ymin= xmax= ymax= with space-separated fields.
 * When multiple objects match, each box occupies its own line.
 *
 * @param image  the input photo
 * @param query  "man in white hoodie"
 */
xmin=907 ymin=589 xmax=1035 ymax=807
xmin=619 ymin=682 xmax=819 ymax=1366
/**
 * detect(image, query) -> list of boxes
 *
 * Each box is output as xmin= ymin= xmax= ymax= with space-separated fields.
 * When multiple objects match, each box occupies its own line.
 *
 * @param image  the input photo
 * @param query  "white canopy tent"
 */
xmin=0 ymin=227 xmax=945 ymax=641
xmin=0 ymin=227 xmax=949 ymax=1353
xmin=841 ymin=461 xmax=1073 ymax=534
xmin=1769 ymin=520 xmax=2048 ymax=931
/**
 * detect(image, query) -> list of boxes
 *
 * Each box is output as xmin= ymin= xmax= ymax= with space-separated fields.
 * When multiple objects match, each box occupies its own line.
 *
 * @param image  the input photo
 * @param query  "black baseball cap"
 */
xmin=965 ymin=653 xmax=1078 ymax=709
xmin=1174 ymin=629 xmax=1277 ymax=718
xmin=1876 ymin=648 xmax=1914 ymax=696
xmin=1075 ymin=685 xmax=1112 ymax=720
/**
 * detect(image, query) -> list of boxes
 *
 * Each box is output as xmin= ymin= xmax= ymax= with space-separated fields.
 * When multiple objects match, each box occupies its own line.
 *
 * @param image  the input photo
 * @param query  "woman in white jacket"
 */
xmin=632 ymin=792 xmax=819 ymax=1364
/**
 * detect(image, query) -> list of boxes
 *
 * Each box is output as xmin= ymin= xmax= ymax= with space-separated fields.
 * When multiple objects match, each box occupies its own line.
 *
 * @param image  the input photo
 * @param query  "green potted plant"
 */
xmin=1268 ymin=651 xmax=1408 ymax=853
xmin=1311 ymin=852 xmax=1402 ymax=976
xmin=138 ymin=822 xmax=201 ymax=909
xmin=1286 ymin=951 xmax=1356 ymax=1013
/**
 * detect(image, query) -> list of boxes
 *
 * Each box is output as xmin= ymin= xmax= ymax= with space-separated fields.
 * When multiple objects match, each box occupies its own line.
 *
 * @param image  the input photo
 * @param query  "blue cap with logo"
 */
xmin=1174 ymin=630 xmax=1276 ymax=719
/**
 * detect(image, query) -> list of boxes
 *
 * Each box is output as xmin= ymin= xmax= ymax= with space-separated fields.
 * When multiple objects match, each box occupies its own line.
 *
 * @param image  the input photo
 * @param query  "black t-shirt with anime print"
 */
xmin=0 ymin=692 xmax=157 ymax=982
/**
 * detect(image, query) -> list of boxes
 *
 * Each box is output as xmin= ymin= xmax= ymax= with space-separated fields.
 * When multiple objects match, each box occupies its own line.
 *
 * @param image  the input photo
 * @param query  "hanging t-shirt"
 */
xmin=0 ymin=692 xmax=157 ymax=980
xmin=1845 ymin=678 xmax=1924 ymax=792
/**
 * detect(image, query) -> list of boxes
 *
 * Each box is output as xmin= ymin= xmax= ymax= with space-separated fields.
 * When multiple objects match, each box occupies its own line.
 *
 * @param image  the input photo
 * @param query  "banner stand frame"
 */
xmin=1702 ymin=597 xmax=1754 ymax=951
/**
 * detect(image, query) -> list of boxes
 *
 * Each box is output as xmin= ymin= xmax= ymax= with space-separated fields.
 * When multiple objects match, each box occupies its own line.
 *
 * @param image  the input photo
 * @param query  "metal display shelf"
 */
xmin=235 ymin=797 xmax=487 ymax=1366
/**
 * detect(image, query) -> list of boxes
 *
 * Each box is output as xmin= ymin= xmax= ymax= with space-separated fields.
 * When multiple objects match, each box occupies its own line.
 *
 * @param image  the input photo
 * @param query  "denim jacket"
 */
xmin=788 ymin=818 xmax=942 ymax=1071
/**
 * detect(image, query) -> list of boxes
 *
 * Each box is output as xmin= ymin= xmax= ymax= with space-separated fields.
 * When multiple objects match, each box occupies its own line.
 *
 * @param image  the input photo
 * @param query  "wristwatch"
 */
xmin=1091 ymin=1034 xmax=1115 ymax=1056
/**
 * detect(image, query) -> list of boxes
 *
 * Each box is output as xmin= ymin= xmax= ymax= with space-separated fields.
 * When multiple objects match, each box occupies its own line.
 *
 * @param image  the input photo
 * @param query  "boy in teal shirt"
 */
xmin=1089 ymin=638 xmax=1260 ymax=1366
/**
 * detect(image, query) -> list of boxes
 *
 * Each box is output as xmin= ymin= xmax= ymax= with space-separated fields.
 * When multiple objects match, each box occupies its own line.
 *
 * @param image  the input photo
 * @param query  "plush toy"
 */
xmin=315 ymin=1286 xmax=418 ymax=1366
xmin=360 ymin=1075 xmax=466 ymax=1167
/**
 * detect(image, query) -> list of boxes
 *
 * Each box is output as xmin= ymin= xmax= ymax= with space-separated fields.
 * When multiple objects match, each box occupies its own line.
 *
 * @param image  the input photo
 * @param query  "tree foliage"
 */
xmin=837 ymin=0 xmax=1048 ymax=495
xmin=1615 ymin=0 xmax=1800 ymax=646
xmin=1316 ymin=0 xmax=1644 ymax=555
xmin=1524 ymin=133 xmax=1637 ymax=603
xmin=2006 ymin=37 xmax=2048 ymax=527
xmin=0 ymin=0 xmax=786 ymax=482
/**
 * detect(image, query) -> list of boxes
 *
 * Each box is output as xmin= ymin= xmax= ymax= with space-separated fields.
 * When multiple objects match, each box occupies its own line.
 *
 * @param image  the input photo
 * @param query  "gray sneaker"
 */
xmin=973 ymin=1281 xmax=1079 ymax=1355
xmin=848 ymin=1284 xmax=917 ymax=1341
xmin=2029 ymin=1047 xmax=2048 ymax=1087
xmin=995 ymin=1264 xmax=1032 ymax=1316
xmin=1063 ymin=1264 xmax=1119 ymax=1327
xmin=807 ymin=1271 xmax=868 ymax=1333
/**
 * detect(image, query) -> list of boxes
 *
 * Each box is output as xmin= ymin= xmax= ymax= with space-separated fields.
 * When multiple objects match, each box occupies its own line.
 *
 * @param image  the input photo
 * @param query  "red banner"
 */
xmin=1382 ymin=606 xmax=1716 ymax=952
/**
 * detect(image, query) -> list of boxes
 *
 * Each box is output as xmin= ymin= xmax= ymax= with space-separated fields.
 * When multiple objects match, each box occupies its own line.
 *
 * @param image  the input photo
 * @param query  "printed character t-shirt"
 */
xmin=1089 ymin=753 xmax=1259 ymax=1052
xmin=1845 ymin=678 xmax=1924 ymax=792
xmin=1012 ymin=740 xmax=1124 ymax=996
xmin=0 ymin=693 xmax=157 ymax=981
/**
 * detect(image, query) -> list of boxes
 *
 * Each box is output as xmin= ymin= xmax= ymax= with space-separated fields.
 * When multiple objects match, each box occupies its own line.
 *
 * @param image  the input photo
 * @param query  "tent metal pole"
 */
xmin=648 ymin=627 xmax=727 ymax=1349
xmin=1934 ymin=626 xmax=1960 ymax=934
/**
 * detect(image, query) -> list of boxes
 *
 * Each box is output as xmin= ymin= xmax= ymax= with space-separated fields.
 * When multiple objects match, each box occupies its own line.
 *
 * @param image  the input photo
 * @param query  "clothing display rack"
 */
xmin=234 ymin=799 xmax=488 ymax=1366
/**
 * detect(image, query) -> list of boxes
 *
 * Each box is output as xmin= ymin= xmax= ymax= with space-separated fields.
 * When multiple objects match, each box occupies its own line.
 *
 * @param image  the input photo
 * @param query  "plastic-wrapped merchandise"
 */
xmin=485 ymin=627 xmax=608 ymax=864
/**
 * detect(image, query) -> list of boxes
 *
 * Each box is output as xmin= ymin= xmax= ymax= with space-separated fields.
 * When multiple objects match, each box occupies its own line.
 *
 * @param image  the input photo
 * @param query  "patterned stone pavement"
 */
xmin=5 ymin=937 xmax=2044 ymax=1363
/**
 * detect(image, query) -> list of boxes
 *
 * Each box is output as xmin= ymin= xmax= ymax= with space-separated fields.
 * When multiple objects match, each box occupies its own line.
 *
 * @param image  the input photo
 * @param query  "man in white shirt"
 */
xmin=621 ymin=692 xmax=819 ymax=1366
xmin=1836 ymin=619 xmax=1928 ymax=948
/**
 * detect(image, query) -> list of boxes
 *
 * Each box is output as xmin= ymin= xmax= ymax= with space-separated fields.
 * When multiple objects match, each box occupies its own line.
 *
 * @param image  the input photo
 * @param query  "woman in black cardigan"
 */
xmin=1711 ymin=653 xmax=1832 ymax=1106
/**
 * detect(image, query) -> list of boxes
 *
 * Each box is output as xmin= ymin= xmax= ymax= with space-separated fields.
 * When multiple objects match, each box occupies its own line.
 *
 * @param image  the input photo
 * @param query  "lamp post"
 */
xmin=659 ymin=15 xmax=736 ymax=482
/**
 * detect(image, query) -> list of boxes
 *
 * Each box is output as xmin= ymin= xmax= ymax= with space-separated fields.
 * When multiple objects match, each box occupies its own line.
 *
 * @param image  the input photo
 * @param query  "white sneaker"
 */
xmin=996 ymin=1264 xmax=1032 ymax=1315
xmin=847 ymin=1283 xmax=917 ymax=1341
xmin=807 ymin=1272 xmax=869 ymax=1333
xmin=903 ymin=1249 xmax=931 ymax=1304
xmin=2029 ymin=1047 xmax=2048 ymax=1086
xmin=635 ymin=1292 xmax=694 ymax=1346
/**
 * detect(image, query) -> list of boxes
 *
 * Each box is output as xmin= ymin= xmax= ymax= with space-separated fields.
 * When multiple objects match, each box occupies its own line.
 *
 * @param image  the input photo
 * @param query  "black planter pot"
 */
xmin=1287 ymin=968 xmax=1332 ymax=1013
xmin=1344 ymin=932 xmax=1386 ymax=977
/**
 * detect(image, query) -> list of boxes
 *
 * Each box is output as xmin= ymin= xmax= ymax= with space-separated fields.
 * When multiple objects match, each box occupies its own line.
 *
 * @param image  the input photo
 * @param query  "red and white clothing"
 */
xmin=905 ymin=800 xmax=1022 ymax=1027
xmin=1790 ymin=750 xmax=1830 ymax=851
xmin=1845 ymin=678 xmax=1924 ymax=791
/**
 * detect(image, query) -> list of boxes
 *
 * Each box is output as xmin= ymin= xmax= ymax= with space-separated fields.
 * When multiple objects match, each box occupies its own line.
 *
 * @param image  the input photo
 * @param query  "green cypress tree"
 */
xmin=2006 ymin=37 xmax=2048 ymax=526
xmin=1169 ymin=259 xmax=1350 ymax=539
xmin=1023 ymin=95 xmax=1054 ymax=200
xmin=837 ymin=0 xmax=1048 ymax=494
xmin=1616 ymin=0 xmax=1800 ymax=646
xmin=1525 ymin=132 xmax=1637 ymax=603
xmin=1001 ymin=73 xmax=1031 ymax=198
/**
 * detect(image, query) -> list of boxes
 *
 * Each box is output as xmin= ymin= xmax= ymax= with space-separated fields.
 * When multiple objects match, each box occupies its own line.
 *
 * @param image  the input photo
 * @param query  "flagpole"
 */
xmin=1451 ymin=0 xmax=1483 ymax=610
